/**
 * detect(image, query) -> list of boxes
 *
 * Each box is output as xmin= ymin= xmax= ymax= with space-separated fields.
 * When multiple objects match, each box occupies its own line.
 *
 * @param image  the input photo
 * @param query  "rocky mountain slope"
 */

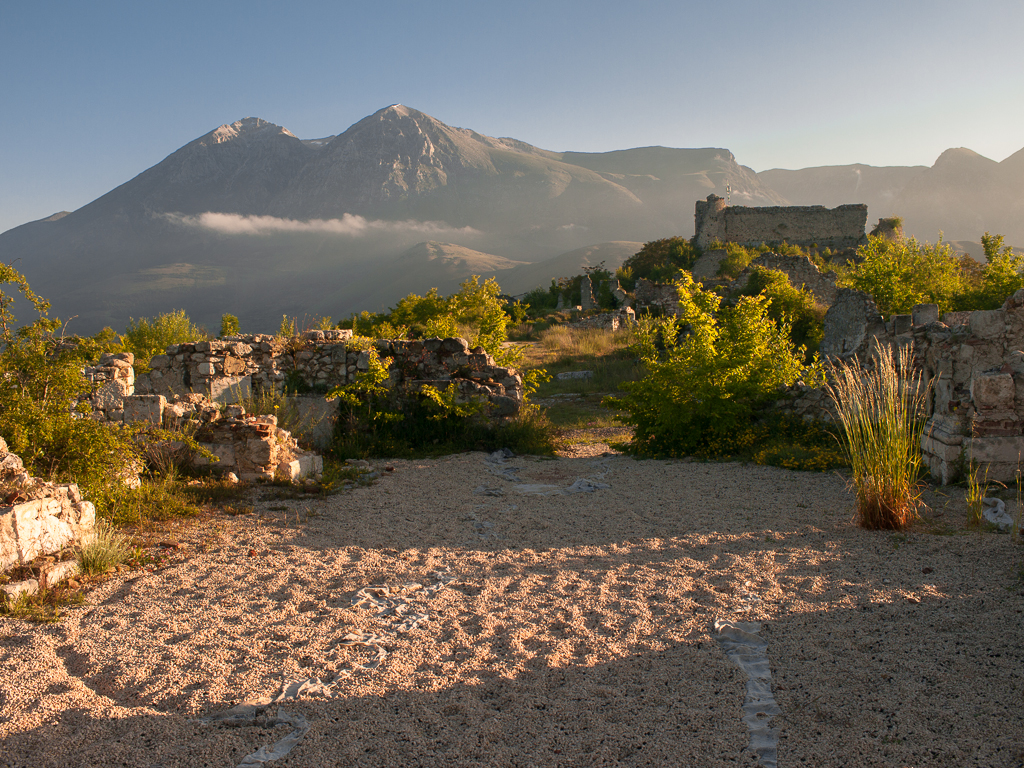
xmin=2 ymin=104 xmax=1022 ymax=334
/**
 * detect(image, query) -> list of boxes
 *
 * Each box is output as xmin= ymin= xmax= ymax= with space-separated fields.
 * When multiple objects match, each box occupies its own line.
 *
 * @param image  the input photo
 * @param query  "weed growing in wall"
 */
xmin=326 ymin=347 xmax=553 ymax=458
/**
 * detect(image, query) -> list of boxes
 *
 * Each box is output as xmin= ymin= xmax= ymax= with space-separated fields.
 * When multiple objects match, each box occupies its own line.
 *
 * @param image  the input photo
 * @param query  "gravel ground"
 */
xmin=1 ymin=453 xmax=1022 ymax=767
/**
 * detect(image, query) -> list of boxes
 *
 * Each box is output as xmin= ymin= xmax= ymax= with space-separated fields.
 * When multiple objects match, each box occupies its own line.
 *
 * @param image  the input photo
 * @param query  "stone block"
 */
xmin=209 ymin=375 xmax=251 ymax=404
xmin=912 ymin=304 xmax=940 ymax=326
xmin=194 ymin=442 xmax=236 ymax=468
xmin=1 ymin=579 xmax=39 ymax=601
xmin=41 ymin=560 xmax=80 ymax=588
xmin=556 ymin=371 xmax=594 ymax=380
xmin=969 ymin=309 xmax=1005 ymax=339
xmin=123 ymin=395 xmax=166 ymax=425
xmin=971 ymin=373 xmax=1015 ymax=411
xmin=0 ymin=452 xmax=24 ymax=479
xmin=921 ymin=433 xmax=963 ymax=463
xmin=893 ymin=314 xmax=912 ymax=335
xmin=92 ymin=377 xmax=134 ymax=411
xmin=222 ymin=357 xmax=247 ymax=375
xmin=691 ymin=249 xmax=728 ymax=281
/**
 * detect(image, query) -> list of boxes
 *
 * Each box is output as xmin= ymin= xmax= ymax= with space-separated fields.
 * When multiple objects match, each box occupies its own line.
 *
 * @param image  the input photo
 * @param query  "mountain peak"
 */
xmin=933 ymin=147 xmax=996 ymax=169
xmin=206 ymin=117 xmax=296 ymax=145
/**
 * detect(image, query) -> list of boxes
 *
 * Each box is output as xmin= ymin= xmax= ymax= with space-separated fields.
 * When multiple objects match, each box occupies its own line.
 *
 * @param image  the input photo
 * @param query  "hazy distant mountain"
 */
xmin=757 ymin=164 xmax=927 ymax=214
xmin=758 ymin=148 xmax=1024 ymax=245
xmin=2 ymin=104 xmax=1022 ymax=334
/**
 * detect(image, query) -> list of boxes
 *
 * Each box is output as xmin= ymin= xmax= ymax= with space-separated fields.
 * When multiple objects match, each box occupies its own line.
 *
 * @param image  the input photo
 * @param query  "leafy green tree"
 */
xmin=0 ymin=263 xmax=143 ymax=504
xmin=609 ymin=273 xmax=813 ymax=457
xmin=740 ymin=267 xmax=826 ymax=358
xmin=973 ymin=232 xmax=1024 ymax=310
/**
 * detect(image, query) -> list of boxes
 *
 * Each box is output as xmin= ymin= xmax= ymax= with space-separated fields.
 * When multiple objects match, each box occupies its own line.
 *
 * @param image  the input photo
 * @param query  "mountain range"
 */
xmin=2 ymin=104 xmax=1021 ymax=334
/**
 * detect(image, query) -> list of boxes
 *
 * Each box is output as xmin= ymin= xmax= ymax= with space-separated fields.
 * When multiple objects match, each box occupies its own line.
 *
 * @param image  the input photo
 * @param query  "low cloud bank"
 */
xmin=167 ymin=212 xmax=481 ymax=239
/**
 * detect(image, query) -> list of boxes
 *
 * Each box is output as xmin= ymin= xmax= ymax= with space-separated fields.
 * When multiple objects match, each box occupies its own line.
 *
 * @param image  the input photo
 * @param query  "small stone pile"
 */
xmin=125 ymin=394 xmax=322 ymax=483
xmin=0 ymin=439 xmax=96 ymax=596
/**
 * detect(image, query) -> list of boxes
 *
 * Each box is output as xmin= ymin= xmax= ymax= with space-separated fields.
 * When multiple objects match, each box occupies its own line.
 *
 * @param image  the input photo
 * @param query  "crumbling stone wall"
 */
xmin=633 ymin=279 xmax=680 ymax=315
xmin=0 ymin=439 xmax=95 ymax=585
xmin=570 ymin=308 xmax=636 ymax=331
xmin=810 ymin=286 xmax=1024 ymax=484
xmin=123 ymin=394 xmax=323 ymax=482
xmin=918 ymin=291 xmax=1024 ymax=483
xmin=83 ymin=352 xmax=136 ymax=421
xmin=135 ymin=334 xmax=524 ymax=419
xmin=694 ymin=194 xmax=867 ymax=251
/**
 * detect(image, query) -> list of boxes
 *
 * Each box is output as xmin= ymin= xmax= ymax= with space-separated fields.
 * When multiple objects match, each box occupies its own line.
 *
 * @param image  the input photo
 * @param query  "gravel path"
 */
xmin=2 ymin=453 xmax=1022 ymax=767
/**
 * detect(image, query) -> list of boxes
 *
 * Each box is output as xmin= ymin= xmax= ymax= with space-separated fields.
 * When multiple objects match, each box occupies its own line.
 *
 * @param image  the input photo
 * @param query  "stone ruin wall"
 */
xmin=76 ymin=334 xmax=525 ymax=482
xmin=132 ymin=331 xmax=524 ymax=419
xmin=796 ymin=286 xmax=1024 ymax=485
xmin=733 ymin=253 xmax=839 ymax=307
xmin=0 ymin=438 xmax=96 ymax=596
xmin=693 ymin=194 xmax=868 ymax=251
xmin=570 ymin=308 xmax=636 ymax=332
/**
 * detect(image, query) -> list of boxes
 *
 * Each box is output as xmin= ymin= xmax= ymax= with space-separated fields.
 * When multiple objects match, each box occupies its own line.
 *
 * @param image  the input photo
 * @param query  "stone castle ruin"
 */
xmin=693 ymin=194 xmax=868 ymax=251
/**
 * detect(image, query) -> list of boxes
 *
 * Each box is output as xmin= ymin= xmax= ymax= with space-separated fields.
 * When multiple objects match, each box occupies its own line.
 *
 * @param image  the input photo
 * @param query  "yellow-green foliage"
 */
xmin=220 ymin=313 xmax=240 ymax=337
xmin=609 ymin=274 xmax=816 ymax=457
xmin=836 ymin=234 xmax=968 ymax=314
xmin=972 ymin=233 xmax=1024 ymax=310
xmin=740 ymin=266 xmax=826 ymax=358
xmin=837 ymin=231 xmax=1024 ymax=315
xmin=123 ymin=309 xmax=207 ymax=370
xmin=0 ymin=264 xmax=145 ymax=512
xmin=619 ymin=237 xmax=700 ymax=286
xmin=826 ymin=345 xmax=929 ymax=530
xmin=341 ymin=277 xmax=529 ymax=378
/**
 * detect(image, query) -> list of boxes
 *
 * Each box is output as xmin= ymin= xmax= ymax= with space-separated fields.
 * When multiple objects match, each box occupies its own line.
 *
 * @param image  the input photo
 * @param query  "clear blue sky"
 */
xmin=2 ymin=0 xmax=1022 ymax=234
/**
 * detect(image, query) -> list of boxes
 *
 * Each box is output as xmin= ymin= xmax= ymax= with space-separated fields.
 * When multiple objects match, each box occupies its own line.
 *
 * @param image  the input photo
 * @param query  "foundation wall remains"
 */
xmin=813 ymin=287 xmax=1024 ymax=484
xmin=132 ymin=333 xmax=523 ymax=418
xmin=0 ymin=439 xmax=96 ymax=588
xmin=694 ymin=194 xmax=867 ymax=251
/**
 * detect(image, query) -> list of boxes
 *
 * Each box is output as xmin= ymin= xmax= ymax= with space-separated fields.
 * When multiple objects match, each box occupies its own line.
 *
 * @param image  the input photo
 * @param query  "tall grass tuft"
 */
xmin=78 ymin=521 xmax=132 ymax=576
xmin=826 ymin=344 xmax=929 ymax=530
xmin=966 ymin=462 xmax=989 ymax=527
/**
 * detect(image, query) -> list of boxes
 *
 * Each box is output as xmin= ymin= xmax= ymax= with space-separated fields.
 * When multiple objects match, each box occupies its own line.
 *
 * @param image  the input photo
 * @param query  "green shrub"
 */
xmin=327 ymin=347 xmax=554 ymax=458
xmin=620 ymin=238 xmax=700 ymax=286
xmin=740 ymin=266 xmax=826 ymax=359
xmin=0 ymin=264 xmax=145 ymax=514
xmin=608 ymin=274 xmax=816 ymax=457
xmin=278 ymin=315 xmax=297 ymax=338
xmin=971 ymin=233 xmax=1024 ymax=310
xmin=220 ymin=313 xmax=240 ymax=337
xmin=123 ymin=309 xmax=206 ymax=370
xmin=715 ymin=241 xmax=760 ymax=280
xmin=836 ymin=234 xmax=969 ymax=315
xmin=825 ymin=344 xmax=928 ymax=530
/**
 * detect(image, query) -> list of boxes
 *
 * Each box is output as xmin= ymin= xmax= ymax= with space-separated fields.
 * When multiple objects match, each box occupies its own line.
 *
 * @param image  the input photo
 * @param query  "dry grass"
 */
xmin=826 ymin=344 xmax=929 ymax=530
